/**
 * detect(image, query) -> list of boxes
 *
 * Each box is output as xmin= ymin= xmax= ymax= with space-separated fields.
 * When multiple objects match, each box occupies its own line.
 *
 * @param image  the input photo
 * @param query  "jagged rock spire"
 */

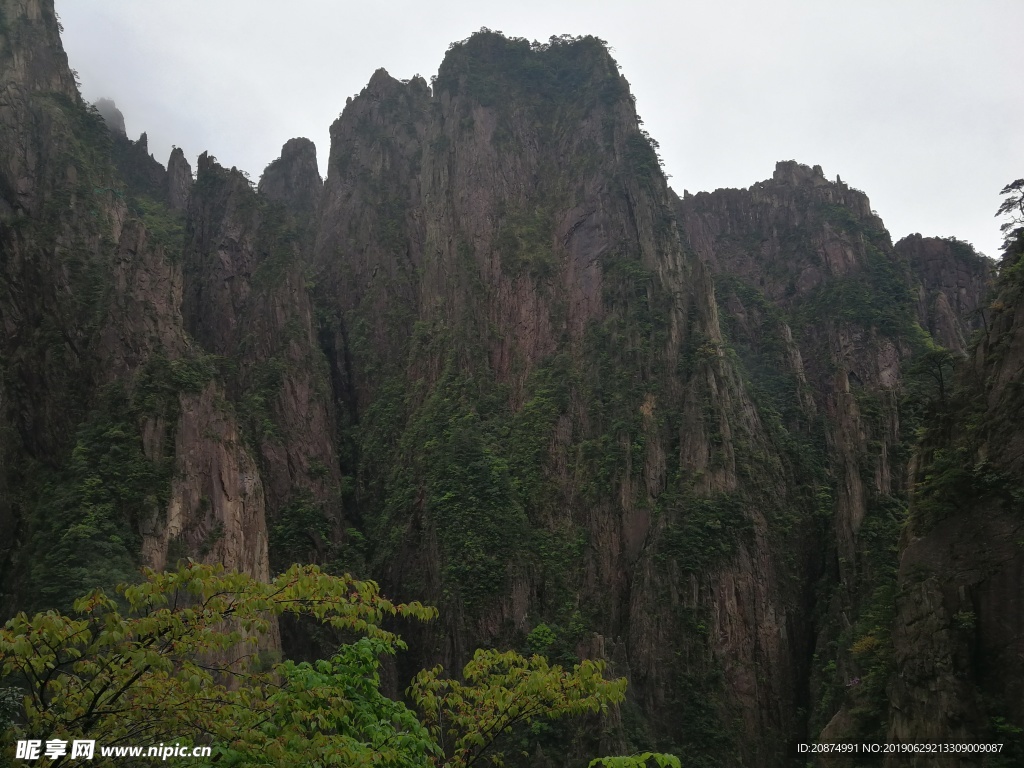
xmin=258 ymin=137 xmax=322 ymax=219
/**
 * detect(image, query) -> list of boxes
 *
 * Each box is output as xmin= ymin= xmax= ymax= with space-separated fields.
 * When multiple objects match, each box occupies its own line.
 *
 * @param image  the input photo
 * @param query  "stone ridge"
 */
xmin=676 ymin=164 xmax=994 ymax=748
xmin=773 ymin=159 xmax=828 ymax=185
xmin=679 ymin=160 xmax=884 ymax=307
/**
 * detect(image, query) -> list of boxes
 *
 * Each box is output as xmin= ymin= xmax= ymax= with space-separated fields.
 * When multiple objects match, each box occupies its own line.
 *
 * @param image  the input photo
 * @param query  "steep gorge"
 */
xmin=0 ymin=2 xmax=1014 ymax=765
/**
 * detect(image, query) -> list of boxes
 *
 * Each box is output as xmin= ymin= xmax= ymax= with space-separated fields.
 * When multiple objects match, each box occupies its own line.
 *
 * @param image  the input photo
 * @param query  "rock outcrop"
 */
xmin=677 ymin=161 xmax=911 ymax=570
xmin=307 ymin=35 xmax=822 ymax=763
xmin=93 ymin=96 xmax=125 ymax=136
xmin=166 ymin=145 xmax=192 ymax=210
xmin=675 ymin=162 xmax=989 ymax=747
xmin=258 ymin=136 xmax=321 ymax=220
xmin=896 ymin=233 xmax=992 ymax=352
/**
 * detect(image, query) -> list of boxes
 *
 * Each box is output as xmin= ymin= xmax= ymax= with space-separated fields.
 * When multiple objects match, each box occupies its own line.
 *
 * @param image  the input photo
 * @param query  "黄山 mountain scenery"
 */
xmin=1 ymin=1 xmax=1022 ymax=766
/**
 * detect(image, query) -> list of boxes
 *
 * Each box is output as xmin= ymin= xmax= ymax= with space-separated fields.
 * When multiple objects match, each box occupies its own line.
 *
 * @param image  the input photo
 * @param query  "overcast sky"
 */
xmin=56 ymin=0 xmax=1023 ymax=259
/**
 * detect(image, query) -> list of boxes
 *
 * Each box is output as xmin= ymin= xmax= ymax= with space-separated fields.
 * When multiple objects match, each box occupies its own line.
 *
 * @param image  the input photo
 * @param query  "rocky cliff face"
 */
xmin=0 ymin=0 xmax=75 ymax=99
xmin=675 ymin=162 xmax=990 ymax=747
xmin=0 ymin=3 xmax=1010 ymax=765
xmin=896 ymin=233 xmax=992 ymax=353
xmin=885 ymin=228 xmax=1024 ymax=765
xmin=308 ymin=35 xmax=826 ymax=763
xmin=677 ymin=161 xmax=912 ymax=574
xmin=0 ymin=0 xmax=274 ymax=612
xmin=181 ymin=149 xmax=341 ymax=575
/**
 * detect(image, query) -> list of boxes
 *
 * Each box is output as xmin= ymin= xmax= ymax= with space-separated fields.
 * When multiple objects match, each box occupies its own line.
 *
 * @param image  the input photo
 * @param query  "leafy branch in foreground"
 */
xmin=589 ymin=756 xmax=682 ymax=768
xmin=410 ymin=649 xmax=627 ymax=767
xmin=1 ymin=563 xmax=677 ymax=767
xmin=1 ymin=563 xmax=435 ymax=765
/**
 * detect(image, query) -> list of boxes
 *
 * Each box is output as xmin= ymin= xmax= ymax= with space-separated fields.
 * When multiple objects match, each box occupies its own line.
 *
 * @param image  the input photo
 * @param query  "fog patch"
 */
xmin=94 ymin=97 xmax=126 ymax=136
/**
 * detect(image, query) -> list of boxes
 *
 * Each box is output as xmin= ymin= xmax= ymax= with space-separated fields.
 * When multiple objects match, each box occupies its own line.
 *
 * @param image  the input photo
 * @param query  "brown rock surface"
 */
xmin=0 ymin=0 xmax=273 ymax=606
xmin=258 ymin=136 xmax=321 ymax=220
xmin=896 ymin=233 xmax=993 ymax=352
xmin=166 ymin=145 xmax=192 ymax=210
xmin=308 ymin=35 xmax=818 ymax=763
xmin=675 ymin=162 xmax=992 ymax=749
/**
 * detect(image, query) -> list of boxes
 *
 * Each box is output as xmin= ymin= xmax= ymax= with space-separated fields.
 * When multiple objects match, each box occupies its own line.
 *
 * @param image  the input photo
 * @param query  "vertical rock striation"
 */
xmin=0 ymin=0 xmax=273 ymax=613
xmin=675 ymin=161 xmax=991 ymax=747
xmin=895 ymin=233 xmax=992 ymax=353
xmin=886 ymin=228 xmax=1024 ymax=766
xmin=182 ymin=149 xmax=341 ymax=575
xmin=677 ymin=161 xmax=912 ymax=578
xmin=310 ymin=34 xmax=821 ymax=764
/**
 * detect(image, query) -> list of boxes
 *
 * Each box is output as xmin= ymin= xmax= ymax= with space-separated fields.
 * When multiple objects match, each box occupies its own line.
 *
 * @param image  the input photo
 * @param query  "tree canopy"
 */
xmin=0 ymin=563 xmax=678 ymax=768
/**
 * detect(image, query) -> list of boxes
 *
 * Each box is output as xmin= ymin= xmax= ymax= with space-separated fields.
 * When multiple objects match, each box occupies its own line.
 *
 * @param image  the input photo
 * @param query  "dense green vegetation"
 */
xmin=435 ymin=31 xmax=624 ymax=110
xmin=0 ymin=94 xmax=173 ymax=617
xmin=494 ymin=204 xmax=558 ymax=281
xmin=129 ymin=194 xmax=185 ymax=253
xmin=357 ymin=350 xmax=567 ymax=622
xmin=905 ymin=187 xmax=1024 ymax=535
xmin=14 ymin=345 xmax=228 ymax=614
xmin=0 ymin=564 xmax=678 ymax=768
xmin=19 ymin=391 xmax=163 ymax=612
xmin=795 ymin=241 xmax=919 ymax=341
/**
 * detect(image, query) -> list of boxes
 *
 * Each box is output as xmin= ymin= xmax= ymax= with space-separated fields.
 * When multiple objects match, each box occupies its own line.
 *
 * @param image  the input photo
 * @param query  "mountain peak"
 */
xmin=772 ymin=159 xmax=830 ymax=187
xmin=433 ymin=29 xmax=624 ymax=107
xmin=258 ymin=137 xmax=322 ymax=218
xmin=366 ymin=67 xmax=397 ymax=89
xmin=94 ymin=97 xmax=126 ymax=136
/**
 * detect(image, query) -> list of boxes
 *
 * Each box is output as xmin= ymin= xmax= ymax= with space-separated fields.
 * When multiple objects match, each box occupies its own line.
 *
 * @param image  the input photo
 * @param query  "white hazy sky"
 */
xmin=56 ymin=0 xmax=1023 ymax=259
